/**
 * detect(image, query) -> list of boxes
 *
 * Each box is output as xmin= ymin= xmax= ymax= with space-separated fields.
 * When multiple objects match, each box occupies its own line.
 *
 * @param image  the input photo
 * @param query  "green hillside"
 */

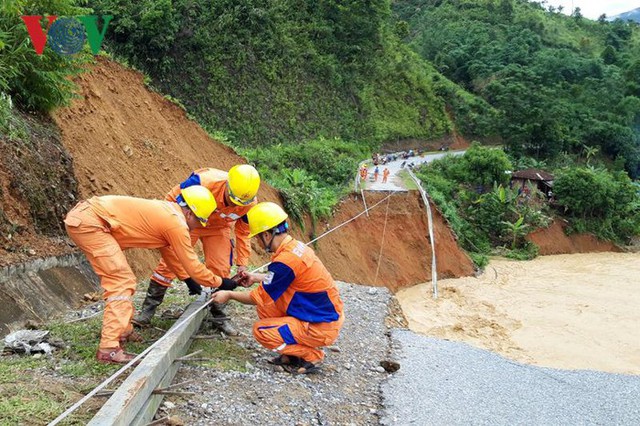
xmin=91 ymin=0 xmax=480 ymax=148
xmin=394 ymin=0 xmax=640 ymax=177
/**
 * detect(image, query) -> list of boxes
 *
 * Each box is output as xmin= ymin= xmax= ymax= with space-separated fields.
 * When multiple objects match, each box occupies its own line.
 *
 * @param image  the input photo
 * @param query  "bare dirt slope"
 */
xmin=527 ymin=220 xmax=621 ymax=254
xmin=51 ymin=58 xmax=283 ymax=278
xmin=0 ymin=112 xmax=77 ymax=266
xmin=316 ymin=192 xmax=475 ymax=291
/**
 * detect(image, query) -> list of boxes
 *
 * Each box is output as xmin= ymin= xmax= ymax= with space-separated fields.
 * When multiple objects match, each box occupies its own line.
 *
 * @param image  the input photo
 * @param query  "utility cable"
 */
xmin=48 ymin=191 xmax=395 ymax=425
xmin=373 ymin=194 xmax=391 ymax=286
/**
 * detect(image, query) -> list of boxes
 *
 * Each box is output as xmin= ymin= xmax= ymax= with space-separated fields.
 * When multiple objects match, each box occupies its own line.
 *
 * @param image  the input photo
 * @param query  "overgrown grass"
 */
xmin=188 ymin=336 xmax=252 ymax=372
xmin=397 ymin=169 xmax=419 ymax=190
xmin=0 ymin=314 xmax=119 ymax=425
xmin=0 ymin=363 xmax=80 ymax=425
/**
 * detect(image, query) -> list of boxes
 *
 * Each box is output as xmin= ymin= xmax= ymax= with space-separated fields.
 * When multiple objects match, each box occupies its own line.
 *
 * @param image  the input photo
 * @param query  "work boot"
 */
xmin=132 ymin=279 xmax=168 ymax=327
xmin=96 ymin=347 xmax=136 ymax=364
xmin=209 ymin=301 xmax=238 ymax=336
xmin=119 ymin=329 xmax=144 ymax=346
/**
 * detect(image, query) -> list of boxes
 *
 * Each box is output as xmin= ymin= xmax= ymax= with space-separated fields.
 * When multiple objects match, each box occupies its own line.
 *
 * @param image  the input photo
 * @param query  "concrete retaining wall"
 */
xmin=0 ymin=253 xmax=99 ymax=336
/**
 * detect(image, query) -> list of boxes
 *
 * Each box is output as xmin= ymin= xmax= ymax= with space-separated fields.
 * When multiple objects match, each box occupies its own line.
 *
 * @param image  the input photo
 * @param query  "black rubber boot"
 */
xmin=209 ymin=301 xmax=238 ymax=336
xmin=132 ymin=279 xmax=168 ymax=327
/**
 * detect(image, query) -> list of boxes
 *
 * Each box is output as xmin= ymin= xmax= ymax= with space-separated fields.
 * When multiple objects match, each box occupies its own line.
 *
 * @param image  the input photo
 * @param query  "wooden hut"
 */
xmin=511 ymin=168 xmax=554 ymax=197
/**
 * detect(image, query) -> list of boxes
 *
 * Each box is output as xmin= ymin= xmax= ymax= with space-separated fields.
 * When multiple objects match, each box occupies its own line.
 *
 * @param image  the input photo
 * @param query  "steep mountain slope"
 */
xmin=394 ymin=0 xmax=640 ymax=176
xmin=611 ymin=8 xmax=640 ymax=23
xmin=51 ymin=57 xmax=474 ymax=286
xmin=0 ymin=110 xmax=77 ymax=266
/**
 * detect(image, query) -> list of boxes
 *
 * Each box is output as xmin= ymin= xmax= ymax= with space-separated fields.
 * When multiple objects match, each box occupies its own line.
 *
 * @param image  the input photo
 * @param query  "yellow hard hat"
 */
xmin=247 ymin=202 xmax=289 ymax=238
xmin=181 ymin=185 xmax=217 ymax=226
xmin=227 ymin=164 xmax=260 ymax=206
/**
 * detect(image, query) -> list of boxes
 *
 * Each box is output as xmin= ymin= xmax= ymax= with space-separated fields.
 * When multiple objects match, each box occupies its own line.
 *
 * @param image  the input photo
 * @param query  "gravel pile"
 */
xmin=171 ymin=282 xmax=396 ymax=425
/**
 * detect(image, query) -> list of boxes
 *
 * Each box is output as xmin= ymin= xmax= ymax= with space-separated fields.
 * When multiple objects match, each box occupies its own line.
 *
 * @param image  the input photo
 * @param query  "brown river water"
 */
xmin=397 ymin=252 xmax=640 ymax=375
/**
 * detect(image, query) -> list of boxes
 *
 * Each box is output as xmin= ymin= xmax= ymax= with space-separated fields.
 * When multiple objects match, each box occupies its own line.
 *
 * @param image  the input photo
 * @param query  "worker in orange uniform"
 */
xmin=382 ymin=167 xmax=390 ymax=183
xmin=134 ymin=165 xmax=260 ymax=335
xmin=64 ymin=186 xmax=239 ymax=364
xmin=212 ymin=202 xmax=344 ymax=374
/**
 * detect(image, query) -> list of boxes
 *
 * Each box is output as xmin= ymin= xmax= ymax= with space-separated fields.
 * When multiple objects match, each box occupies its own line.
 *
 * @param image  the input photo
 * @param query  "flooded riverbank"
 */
xmin=397 ymin=252 xmax=640 ymax=375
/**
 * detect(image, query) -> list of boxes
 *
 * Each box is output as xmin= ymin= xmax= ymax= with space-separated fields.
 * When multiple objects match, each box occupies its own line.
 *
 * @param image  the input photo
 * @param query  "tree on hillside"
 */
xmin=0 ymin=0 xmax=87 ymax=110
xmin=456 ymin=143 xmax=512 ymax=187
xmin=394 ymin=0 xmax=640 ymax=177
xmin=553 ymin=167 xmax=640 ymax=242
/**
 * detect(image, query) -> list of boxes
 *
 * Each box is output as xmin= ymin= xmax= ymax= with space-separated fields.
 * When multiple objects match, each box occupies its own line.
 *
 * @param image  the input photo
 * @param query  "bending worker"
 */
xmin=134 ymin=165 xmax=259 ymax=335
xmin=64 ymin=186 xmax=238 ymax=364
xmin=212 ymin=202 xmax=344 ymax=374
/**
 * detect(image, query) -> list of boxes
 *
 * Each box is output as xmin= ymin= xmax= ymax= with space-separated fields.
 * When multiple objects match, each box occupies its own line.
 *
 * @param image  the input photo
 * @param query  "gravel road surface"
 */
xmin=382 ymin=329 xmax=640 ymax=425
xmin=170 ymin=283 xmax=397 ymax=425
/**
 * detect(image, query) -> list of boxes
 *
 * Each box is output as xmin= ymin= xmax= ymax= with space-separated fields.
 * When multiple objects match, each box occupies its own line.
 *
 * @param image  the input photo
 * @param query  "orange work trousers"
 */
xmin=64 ymin=202 xmax=136 ymax=349
xmin=151 ymin=228 xmax=233 ymax=286
xmin=252 ymin=303 xmax=343 ymax=363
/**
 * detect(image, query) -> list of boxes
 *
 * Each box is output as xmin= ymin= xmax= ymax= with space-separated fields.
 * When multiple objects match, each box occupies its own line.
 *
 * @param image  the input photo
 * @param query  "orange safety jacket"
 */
xmin=85 ymin=196 xmax=222 ymax=287
xmin=166 ymin=168 xmax=255 ymax=266
xmin=250 ymin=235 xmax=344 ymax=324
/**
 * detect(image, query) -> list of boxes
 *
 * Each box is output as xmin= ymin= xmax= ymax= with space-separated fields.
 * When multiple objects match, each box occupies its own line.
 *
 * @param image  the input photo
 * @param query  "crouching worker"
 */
xmin=64 ymin=186 xmax=239 ymax=364
xmin=211 ymin=202 xmax=344 ymax=374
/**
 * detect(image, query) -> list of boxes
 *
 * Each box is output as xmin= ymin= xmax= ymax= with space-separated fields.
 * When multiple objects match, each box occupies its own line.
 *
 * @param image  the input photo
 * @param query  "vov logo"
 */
xmin=21 ymin=15 xmax=113 ymax=55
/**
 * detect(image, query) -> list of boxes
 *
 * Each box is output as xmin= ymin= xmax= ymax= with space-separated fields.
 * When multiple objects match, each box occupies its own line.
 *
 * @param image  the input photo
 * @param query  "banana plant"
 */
xmin=500 ymin=215 xmax=528 ymax=250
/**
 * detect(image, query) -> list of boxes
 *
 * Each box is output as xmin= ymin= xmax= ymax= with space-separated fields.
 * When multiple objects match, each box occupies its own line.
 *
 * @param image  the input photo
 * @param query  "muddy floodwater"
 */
xmin=397 ymin=252 xmax=640 ymax=375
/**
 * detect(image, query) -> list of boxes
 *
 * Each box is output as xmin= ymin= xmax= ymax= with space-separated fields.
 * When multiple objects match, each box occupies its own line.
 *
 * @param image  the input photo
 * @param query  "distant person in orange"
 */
xmin=374 ymin=166 xmax=380 ymax=182
xmin=64 ymin=186 xmax=239 ymax=364
xmin=212 ymin=202 xmax=344 ymax=375
xmin=134 ymin=165 xmax=260 ymax=336
xmin=382 ymin=167 xmax=390 ymax=183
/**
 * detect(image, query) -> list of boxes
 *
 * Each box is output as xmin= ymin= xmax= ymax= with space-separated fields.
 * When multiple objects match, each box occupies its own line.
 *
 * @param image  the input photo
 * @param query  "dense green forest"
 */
xmin=394 ymin=0 xmax=640 ymax=178
xmin=90 ymin=0 xmax=496 ymax=148
xmin=395 ymin=0 xmax=640 ymax=259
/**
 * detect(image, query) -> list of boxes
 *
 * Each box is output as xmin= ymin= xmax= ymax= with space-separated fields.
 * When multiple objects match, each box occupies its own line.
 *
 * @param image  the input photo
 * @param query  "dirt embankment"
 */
xmin=51 ymin=58 xmax=283 ymax=278
xmin=0 ymin=112 xmax=78 ymax=267
xmin=526 ymin=220 xmax=622 ymax=255
xmin=316 ymin=192 xmax=475 ymax=292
